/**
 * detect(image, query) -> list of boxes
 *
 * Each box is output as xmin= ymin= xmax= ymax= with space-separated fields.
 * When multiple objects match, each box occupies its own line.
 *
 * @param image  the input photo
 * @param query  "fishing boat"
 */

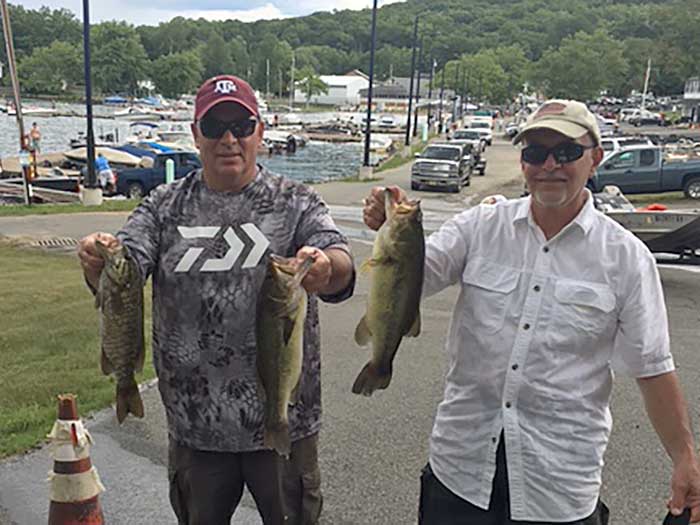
xmin=7 ymin=105 xmax=57 ymax=117
xmin=594 ymin=187 xmax=700 ymax=257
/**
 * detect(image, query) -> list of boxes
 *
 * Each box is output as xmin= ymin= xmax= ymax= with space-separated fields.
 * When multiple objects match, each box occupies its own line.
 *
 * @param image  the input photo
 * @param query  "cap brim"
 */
xmin=512 ymin=120 xmax=589 ymax=145
xmin=195 ymin=97 xmax=258 ymax=121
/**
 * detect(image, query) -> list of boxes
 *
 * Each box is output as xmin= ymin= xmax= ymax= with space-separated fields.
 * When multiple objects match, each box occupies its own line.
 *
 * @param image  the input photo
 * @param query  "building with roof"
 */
xmin=357 ymin=77 xmax=456 ymax=112
xmin=683 ymin=77 xmax=700 ymax=125
xmin=293 ymin=74 xmax=369 ymax=106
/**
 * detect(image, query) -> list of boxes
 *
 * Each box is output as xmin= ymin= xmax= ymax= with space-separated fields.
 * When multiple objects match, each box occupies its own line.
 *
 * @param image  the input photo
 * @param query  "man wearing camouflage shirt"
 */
xmin=78 ymin=75 xmax=355 ymax=525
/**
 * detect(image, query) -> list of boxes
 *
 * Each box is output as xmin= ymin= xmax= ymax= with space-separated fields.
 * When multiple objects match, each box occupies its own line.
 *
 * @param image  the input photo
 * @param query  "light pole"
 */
xmin=363 ymin=0 xmax=378 ymax=168
xmin=412 ymin=40 xmax=422 ymax=138
xmin=452 ymin=63 xmax=460 ymax=123
xmin=438 ymin=66 xmax=445 ymax=133
xmin=82 ymin=0 xmax=100 ymax=204
xmin=427 ymin=56 xmax=435 ymax=131
xmin=404 ymin=15 xmax=418 ymax=146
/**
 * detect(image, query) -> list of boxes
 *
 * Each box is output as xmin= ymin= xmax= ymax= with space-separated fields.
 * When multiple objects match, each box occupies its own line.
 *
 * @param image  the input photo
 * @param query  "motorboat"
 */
xmin=7 ymin=105 xmax=57 ymax=117
xmin=594 ymin=186 xmax=700 ymax=257
xmin=64 ymin=147 xmax=143 ymax=168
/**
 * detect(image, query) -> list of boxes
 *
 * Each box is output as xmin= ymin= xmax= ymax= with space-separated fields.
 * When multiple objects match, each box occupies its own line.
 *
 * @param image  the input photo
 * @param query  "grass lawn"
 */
xmin=375 ymin=141 xmax=428 ymax=173
xmin=0 ymin=200 xmax=138 ymax=218
xmin=0 ymin=244 xmax=154 ymax=458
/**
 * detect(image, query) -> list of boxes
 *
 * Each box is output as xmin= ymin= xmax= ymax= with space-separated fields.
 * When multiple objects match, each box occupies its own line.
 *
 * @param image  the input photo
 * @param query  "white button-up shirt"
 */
xmin=425 ymin=193 xmax=674 ymax=522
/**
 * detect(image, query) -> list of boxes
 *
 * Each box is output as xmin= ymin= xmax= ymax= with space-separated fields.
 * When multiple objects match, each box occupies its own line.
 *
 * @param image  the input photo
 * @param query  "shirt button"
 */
xmin=512 ymin=364 xmax=519 ymax=371
xmin=492 ymin=437 xmax=497 ymax=443
xmin=505 ymin=402 xmax=512 ymax=408
xmin=533 ymin=285 xmax=541 ymax=292
xmin=543 ymin=246 xmax=550 ymax=253
xmin=523 ymin=323 xmax=530 ymax=330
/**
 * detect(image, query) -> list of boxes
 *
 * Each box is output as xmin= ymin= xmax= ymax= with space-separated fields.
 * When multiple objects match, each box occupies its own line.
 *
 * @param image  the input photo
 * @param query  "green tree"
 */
xmin=18 ymin=41 xmax=82 ymax=95
xmin=151 ymin=51 xmax=204 ymax=99
xmin=91 ymin=22 xmax=150 ymax=95
xmin=296 ymin=67 xmax=329 ymax=108
xmin=200 ymin=33 xmax=235 ymax=79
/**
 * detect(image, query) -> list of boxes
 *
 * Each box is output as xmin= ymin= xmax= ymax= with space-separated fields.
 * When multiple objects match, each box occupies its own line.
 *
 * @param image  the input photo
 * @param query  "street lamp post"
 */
xmin=404 ymin=16 xmax=418 ymax=146
xmin=363 ymin=0 xmax=379 ymax=168
xmin=452 ymin=63 xmax=460 ymax=124
xmin=412 ymin=41 xmax=422 ymax=138
xmin=427 ymin=56 xmax=434 ymax=132
xmin=81 ymin=0 xmax=101 ymax=205
xmin=438 ymin=67 xmax=445 ymax=133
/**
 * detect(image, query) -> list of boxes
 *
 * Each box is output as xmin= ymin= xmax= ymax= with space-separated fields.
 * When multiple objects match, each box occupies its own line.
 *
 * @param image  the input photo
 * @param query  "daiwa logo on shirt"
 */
xmin=175 ymin=225 xmax=269 ymax=273
xmin=214 ymin=80 xmax=237 ymax=95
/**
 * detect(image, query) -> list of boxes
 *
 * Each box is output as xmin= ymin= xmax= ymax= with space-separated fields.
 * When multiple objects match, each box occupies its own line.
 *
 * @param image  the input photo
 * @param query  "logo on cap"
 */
xmin=214 ymin=80 xmax=237 ymax=95
xmin=534 ymin=102 xmax=567 ymax=118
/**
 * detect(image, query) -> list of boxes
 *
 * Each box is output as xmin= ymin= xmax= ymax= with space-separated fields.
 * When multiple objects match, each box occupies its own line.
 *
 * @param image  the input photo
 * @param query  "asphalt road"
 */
xmin=1 ymin=138 xmax=700 ymax=524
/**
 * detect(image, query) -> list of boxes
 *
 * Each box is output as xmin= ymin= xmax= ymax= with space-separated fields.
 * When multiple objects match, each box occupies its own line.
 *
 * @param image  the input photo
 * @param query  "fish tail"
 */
xmin=264 ymin=418 xmax=291 ymax=457
xmin=351 ymin=362 xmax=392 ymax=396
xmin=116 ymin=377 xmax=144 ymax=424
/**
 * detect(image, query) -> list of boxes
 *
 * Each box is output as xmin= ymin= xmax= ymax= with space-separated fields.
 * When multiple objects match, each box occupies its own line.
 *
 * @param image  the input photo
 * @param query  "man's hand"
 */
xmin=668 ymin=458 xmax=700 ymax=522
xmin=362 ymin=185 xmax=407 ymax=231
xmin=77 ymin=232 xmax=119 ymax=289
xmin=295 ymin=246 xmax=332 ymax=294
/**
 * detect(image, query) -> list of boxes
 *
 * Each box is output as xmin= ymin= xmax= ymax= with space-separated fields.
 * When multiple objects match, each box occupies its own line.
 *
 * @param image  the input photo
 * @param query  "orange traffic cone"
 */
xmin=47 ymin=394 xmax=105 ymax=525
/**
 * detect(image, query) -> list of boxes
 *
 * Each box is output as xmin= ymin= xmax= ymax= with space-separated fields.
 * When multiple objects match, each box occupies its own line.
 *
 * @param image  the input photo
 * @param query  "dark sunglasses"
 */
xmin=521 ymin=142 xmax=595 ymax=165
xmin=198 ymin=116 xmax=258 ymax=140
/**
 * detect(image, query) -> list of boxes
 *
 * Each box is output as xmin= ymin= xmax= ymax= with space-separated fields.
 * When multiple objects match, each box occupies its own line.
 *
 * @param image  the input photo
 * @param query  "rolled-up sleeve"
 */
xmin=611 ymin=250 xmax=674 ymax=377
xmin=423 ymin=208 xmax=473 ymax=298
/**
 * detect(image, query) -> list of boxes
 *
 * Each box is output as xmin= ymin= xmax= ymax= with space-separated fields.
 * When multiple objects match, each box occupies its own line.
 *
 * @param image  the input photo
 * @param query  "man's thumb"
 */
xmin=670 ymin=487 xmax=686 ymax=515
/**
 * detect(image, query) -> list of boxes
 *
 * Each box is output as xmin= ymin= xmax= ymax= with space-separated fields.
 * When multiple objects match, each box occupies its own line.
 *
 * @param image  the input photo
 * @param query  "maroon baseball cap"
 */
xmin=194 ymin=75 xmax=259 ymax=121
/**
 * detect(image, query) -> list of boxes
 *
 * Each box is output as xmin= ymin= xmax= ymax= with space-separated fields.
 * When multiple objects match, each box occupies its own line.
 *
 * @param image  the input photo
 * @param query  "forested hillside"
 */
xmin=2 ymin=0 xmax=698 ymax=102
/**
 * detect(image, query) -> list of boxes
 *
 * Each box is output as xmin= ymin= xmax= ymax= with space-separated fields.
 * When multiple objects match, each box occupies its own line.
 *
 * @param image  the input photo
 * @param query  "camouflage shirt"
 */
xmin=117 ymin=166 xmax=354 ymax=452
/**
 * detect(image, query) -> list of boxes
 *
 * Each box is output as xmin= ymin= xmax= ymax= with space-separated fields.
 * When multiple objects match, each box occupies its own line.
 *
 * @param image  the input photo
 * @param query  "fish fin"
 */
xmin=282 ymin=316 xmax=296 ymax=346
xmin=354 ymin=315 xmax=372 ymax=346
xmin=360 ymin=256 xmax=393 ymax=273
xmin=116 ymin=377 xmax=144 ymax=423
xmin=406 ymin=312 xmax=421 ymax=337
xmin=264 ymin=420 xmax=291 ymax=458
xmin=290 ymin=378 xmax=302 ymax=405
xmin=94 ymin=289 xmax=102 ymax=309
xmin=351 ymin=361 xmax=392 ymax=396
xmin=100 ymin=350 xmax=114 ymax=375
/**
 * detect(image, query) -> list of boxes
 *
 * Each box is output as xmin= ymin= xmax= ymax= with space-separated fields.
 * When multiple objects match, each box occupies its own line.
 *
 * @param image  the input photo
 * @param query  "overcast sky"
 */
xmin=20 ymin=0 xmax=404 ymax=25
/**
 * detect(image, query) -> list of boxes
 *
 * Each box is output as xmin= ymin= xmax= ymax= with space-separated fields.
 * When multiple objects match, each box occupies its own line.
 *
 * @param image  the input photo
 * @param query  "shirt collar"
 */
xmin=512 ymin=189 xmax=596 ymax=235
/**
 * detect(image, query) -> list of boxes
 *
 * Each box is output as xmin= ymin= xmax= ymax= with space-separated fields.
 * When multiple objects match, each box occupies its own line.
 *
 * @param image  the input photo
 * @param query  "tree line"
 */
xmin=2 ymin=0 xmax=699 ymax=104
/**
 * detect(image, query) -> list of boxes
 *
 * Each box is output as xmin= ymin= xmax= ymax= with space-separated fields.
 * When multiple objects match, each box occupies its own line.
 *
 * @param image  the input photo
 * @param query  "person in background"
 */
xmin=95 ymin=153 xmax=115 ymax=193
xmin=363 ymin=99 xmax=700 ymax=524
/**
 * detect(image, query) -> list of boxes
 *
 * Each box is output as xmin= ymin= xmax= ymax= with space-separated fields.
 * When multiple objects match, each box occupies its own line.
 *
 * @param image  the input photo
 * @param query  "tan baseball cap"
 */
xmin=512 ymin=99 xmax=601 ymax=145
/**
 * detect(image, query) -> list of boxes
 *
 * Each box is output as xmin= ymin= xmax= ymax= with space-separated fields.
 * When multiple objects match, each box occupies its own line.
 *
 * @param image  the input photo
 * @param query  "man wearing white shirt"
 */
xmin=363 ymin=100 xmax=700 ymax=524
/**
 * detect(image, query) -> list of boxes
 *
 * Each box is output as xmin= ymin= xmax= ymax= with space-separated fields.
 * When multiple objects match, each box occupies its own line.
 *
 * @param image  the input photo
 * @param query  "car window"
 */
xmin=422 ymin=147 xmax=460 ymax=161
xmin=470 ymin=122 xmax=490 ymax=129
xmin=601 ymin=141 xmax=614 ymax=152
xmin=639 ymin=149 xmax=656 ymax=167
xmin=609 ymin=151 xmax=635 ymax=168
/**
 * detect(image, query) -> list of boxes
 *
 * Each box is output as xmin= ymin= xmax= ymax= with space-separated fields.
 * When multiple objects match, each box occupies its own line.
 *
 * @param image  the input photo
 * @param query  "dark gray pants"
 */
xmin=168 ymin=433 xmax=322 ymax=525
xmin=419 ymin=437 xmax=609 ymax=525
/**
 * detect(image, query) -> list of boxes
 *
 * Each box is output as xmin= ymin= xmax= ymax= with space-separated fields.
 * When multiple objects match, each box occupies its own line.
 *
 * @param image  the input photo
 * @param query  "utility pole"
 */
xmin=288 ymin=52 xmax=295 ymax=109
xmin=438 ymin=67 xmax=445 ymax=133
xmin=1 ymin=0 xmax=31 ymax=205
xmin=404 ymin=15 xmax=418 ymax=146
xmin=459 ymin=68 xmax=466 ymax=118
xmin=266 ymin=59 xmax=270 ymax=99
xmin=363 ymin=0 xmax=379 ymax=168
xmin=412 ymin=40 xmax=422 ymax=138
xmin=427 ymin=56 xmax=435 ymax=131
xmin=452 ymin=63 xmax=460 ymax=124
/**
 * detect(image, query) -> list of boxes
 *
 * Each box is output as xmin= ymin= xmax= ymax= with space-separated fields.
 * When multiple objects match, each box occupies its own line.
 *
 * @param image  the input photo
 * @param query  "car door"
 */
xmin=596 ymin=151 xmax=636 ymax=192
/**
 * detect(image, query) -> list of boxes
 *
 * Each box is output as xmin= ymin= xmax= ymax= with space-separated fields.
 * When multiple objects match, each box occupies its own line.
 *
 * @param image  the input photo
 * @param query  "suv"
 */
xmin=447 ymin=129 xmax=487 ymax=175
xmin=411 ymin=144 xmax=471 ymax=193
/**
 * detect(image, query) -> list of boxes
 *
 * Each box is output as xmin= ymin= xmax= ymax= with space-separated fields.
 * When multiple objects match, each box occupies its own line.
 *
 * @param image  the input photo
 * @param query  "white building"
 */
xmin=294 ymin=74 xmax=369 ymax=107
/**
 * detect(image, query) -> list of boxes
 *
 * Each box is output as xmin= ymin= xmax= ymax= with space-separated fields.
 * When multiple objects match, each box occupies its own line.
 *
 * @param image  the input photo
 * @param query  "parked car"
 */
xmin=411 ymin=143 xmax=471 ymax=193
xmin=628 ymin=110 xmax=666 ymax=127
xmin=447 ymin=130 xmax=487 ymax=175
xmin=115 ymin=151 xmax=201 ymax=199
xmin=600 ymin=136 xmax=654 ymax=155
xmin=589 ymin=145 xmax=700 ymax=198
xmin=595 ymin=114 xmax=618 ymax=137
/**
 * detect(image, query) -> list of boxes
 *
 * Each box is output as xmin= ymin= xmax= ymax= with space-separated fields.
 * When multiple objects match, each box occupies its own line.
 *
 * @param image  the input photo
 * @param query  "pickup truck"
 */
xmin=447 ymin=129 xmax=487 ymax=175
xmin=411 ymin=143 xmax=471 ymax=193
xmin=589 ymin=145 xmax=700 ymax=198
xmin=116 ymin=151 xmax=201 ymax=198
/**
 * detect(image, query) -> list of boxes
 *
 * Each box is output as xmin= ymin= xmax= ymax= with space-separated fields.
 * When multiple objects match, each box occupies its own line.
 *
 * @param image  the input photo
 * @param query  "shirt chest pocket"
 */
xmin=548 ymin=280 xmax=616 ymax=341
xmin=462 ymin=260 xmax=519 ymax=334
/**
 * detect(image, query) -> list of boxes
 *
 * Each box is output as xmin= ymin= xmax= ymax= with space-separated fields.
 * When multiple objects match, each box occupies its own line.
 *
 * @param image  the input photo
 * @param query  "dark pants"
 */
xmin=168 ymin=433 xmax=322 ymax=525
xmin=419 ymin=437 xmax=609 ymax=525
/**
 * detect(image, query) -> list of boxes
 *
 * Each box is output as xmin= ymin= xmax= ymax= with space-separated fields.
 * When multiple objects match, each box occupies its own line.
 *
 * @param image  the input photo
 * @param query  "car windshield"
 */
xmin=422 ymin=147 xmax=460 ymax=161
xmin=453 ymin=131 xmax=480 ymax=140
xmin=470 ymin=122 xmax=490 ymax=129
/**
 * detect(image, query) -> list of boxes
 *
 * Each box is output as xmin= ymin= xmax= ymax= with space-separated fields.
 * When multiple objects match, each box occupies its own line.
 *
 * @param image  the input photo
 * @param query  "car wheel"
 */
xmin=683 ymin=178 xmax=700 ymax=199
xmin=127 ymin=182 xmax=145 ymax=199
xmin=411 ymin=181 xmax=420 ymax=191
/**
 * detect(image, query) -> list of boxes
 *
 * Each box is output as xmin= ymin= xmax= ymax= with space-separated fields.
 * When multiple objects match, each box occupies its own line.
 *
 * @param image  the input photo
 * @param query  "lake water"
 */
xmin=0 ymin=102 xmax=402 ymax=182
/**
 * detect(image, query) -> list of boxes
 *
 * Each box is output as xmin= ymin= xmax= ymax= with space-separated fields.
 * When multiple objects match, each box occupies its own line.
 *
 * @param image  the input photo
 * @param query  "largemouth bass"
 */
xmin=256 ymin=254 xmax=314 ymax=456
xmin=353 ymin=190 xmax=424 ymax=396
xmin=94 ymin=240 xmax=145 ymax=423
